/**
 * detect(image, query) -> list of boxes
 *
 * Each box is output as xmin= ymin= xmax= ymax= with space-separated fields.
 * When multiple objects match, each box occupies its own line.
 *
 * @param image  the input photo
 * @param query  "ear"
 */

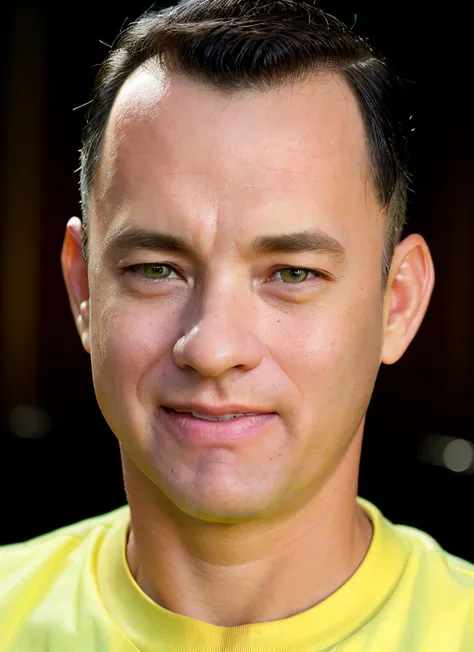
xmin=381 ymin=233 xmax=435 ymax=365
xmin=61 ymin=217 xmax=91 ymax=354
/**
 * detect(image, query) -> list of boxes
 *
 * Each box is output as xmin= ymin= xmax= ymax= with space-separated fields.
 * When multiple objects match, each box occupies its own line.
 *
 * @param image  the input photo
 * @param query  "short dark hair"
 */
xmin=80 ymin=0 xmax=411 ymax=280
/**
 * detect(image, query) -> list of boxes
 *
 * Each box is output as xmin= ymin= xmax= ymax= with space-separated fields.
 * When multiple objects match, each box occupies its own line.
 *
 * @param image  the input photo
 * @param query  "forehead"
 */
xmin=90 ymin=64 xmax=377 ymax=249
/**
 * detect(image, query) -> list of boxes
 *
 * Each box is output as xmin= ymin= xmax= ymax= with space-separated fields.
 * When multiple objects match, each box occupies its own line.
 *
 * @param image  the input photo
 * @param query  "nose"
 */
xmin=172 ymin=286 xmax=264 ymax=377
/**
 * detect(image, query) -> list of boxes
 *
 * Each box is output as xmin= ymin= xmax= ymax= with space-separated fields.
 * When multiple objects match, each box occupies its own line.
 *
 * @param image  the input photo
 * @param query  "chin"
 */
xmin=164 ymin=479 xmax=279 ymax=524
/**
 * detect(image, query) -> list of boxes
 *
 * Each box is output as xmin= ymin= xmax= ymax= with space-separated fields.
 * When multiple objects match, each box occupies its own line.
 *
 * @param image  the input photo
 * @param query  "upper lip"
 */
xmin=163 ymin=402 xmax=272 ymax=416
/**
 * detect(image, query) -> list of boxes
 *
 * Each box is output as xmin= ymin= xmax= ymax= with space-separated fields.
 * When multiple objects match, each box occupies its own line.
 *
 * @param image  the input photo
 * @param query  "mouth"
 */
xmin=160 ymin=406 xmax=278 ymax=443
xmin=162 ymin=406 xmax=265 ymax=422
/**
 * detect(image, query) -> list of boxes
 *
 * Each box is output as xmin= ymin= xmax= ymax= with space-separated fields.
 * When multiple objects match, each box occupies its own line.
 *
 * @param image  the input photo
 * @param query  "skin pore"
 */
xmin=62 ymin=65 xmax=434 ymax=626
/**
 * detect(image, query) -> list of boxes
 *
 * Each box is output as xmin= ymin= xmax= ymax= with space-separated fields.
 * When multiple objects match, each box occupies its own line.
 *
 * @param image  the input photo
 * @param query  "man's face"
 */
xmin=85 ymin=68 xmax=387 ymax=521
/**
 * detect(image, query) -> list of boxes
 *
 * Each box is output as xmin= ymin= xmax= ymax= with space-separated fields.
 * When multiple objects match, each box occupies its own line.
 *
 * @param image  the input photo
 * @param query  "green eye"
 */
xmin=275 ymin=268 xmax=311 ymax=284
xmin=134 ymin=263 xmax=173 ymax=281
xmin=123 ymin=263 xmax=181 ymax=283
xmin=141 ymin=264 xmax=174 ymax=280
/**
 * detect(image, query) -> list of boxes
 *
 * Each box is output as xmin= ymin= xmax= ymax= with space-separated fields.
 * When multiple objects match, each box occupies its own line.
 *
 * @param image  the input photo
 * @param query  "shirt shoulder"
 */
xmin=360 ymin=498 xmax=474 ymax=592
xmin=358 ymin=499 xmax=474 ymax=651
xmin=0 ymin=506 xmax=130 ymax=651
xmin=0 ymin=506 xmax=129 ymax=573
xmin=389 ymin=518 xmax=474 ymax=651
xmin=394 ymin=521 xmax=474 ymax=588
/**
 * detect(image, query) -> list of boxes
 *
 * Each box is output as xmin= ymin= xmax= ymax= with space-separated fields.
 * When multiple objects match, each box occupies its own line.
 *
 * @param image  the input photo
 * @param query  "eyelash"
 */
xmin=122 ymin=263 xmax=329 ymax=286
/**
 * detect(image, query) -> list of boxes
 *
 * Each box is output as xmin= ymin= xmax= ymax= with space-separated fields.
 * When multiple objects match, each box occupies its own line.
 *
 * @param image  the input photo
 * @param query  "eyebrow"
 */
xmin=104 ymin=226 xmax=346 ymax=260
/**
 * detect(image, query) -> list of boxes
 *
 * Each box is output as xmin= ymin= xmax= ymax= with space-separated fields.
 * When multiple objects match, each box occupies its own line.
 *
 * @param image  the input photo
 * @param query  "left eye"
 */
xmin=124 ymin=263 xmax=180 ymax=281
xmin=272 ymin=268 xmax=317 ymax=284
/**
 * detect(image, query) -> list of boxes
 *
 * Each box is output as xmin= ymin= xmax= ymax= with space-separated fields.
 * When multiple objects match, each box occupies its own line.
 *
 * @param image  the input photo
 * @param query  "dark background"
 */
xmin=1 ymin=2 xmax=473 ymax=561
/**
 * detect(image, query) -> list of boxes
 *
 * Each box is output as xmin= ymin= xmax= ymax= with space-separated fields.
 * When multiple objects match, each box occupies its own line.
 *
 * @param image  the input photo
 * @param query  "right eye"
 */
xmin=122 ymin=263 xmax=181 ymax=282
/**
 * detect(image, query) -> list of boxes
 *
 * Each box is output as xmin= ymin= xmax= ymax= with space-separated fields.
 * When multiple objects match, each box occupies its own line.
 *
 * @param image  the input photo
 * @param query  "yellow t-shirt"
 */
xmin=0 ymin=498 xmax=473 ymax=651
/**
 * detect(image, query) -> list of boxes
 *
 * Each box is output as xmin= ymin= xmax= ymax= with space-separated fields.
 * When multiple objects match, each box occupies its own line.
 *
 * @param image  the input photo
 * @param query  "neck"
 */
xmin=123 ymin=433 xmax=372 ymax=627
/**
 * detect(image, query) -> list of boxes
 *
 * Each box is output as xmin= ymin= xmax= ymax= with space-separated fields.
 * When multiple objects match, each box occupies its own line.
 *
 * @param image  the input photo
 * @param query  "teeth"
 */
xmin=191 ymin=412 xmax=247 ymax=421
xmin=172 ymin=409 xmax=250 ymax=421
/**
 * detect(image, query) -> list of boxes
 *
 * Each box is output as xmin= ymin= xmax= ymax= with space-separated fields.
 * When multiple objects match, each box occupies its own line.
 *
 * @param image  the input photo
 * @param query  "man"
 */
xmin=1 ymin=0 xmax=473 ymax=650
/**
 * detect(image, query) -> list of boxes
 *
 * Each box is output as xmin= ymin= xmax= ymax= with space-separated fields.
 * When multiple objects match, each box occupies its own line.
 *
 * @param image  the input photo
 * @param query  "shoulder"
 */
xmin=0 ymin=506 xmax=130 ymax=649
xmin=394 ymin=521 xmax=474 ymax=589
xmin=361 ymin=498 xmax=474 ymax=646
xmin=0 ymin=506 xmax=130 ymax=593
xmin=359 ymin=497 xmax=474 ymax=603
xmin=358 ymin=498 xmax=474 ymax=649
xmin=395 ymin=523 xmax=474 ymax=648
xmin=360 ymin=497 xmax=474 ymax=589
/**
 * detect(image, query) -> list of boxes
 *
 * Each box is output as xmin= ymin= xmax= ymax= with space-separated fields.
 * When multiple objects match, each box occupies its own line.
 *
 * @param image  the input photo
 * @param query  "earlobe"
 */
xmin=381 ymin=234 xmax=435 ymax=365
xmin=76 ymin=300 xmax=91 ymax=353
xmin=61 ymin=217 xmax=91 ymax=354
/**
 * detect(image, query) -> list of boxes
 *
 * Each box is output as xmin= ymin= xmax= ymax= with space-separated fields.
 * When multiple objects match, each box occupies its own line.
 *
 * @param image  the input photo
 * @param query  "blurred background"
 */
xmin=1 ymin=1 xmax=473 ymax=561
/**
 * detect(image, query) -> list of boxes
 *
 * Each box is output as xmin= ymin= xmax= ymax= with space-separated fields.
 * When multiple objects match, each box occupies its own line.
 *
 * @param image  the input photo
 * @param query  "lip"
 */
xmin=159 ymin=407 xmax=278 ymax=444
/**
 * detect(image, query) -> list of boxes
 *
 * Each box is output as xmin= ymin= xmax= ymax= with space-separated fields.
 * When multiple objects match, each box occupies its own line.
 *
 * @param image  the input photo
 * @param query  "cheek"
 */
xmin=90 ymin=298 xmax=179 ymax=407
xmin=265 ymin=294 xmax=383 ymax=418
